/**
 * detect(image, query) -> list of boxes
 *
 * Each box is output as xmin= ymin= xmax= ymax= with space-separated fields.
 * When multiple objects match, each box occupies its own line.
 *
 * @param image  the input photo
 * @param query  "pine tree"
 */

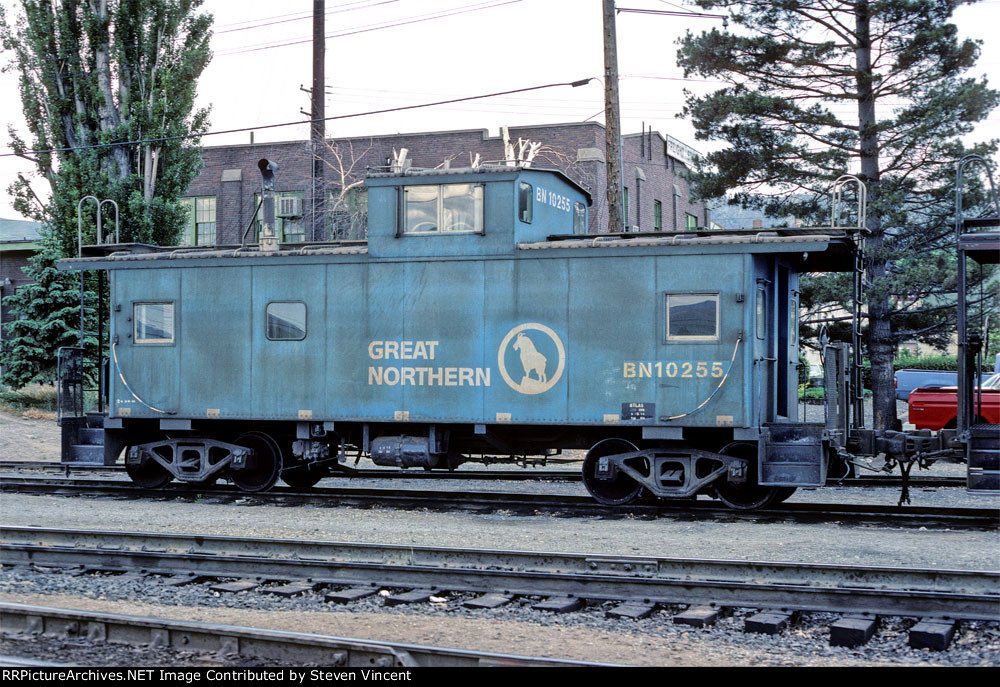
xmin=1 ymin=235 xmax=96 ymax=388
xmin=678 ymin=0 xmax=999 ymax=429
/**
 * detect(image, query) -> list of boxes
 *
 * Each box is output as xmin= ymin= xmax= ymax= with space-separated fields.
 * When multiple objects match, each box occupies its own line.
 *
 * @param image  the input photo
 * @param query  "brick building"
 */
xmin=0 ymin=218 xmax=43 ymax=358
xmin=181 ymin=121 xmax=710 ymax=244
xmin=0 ymin=123 xmax=711 ymax=350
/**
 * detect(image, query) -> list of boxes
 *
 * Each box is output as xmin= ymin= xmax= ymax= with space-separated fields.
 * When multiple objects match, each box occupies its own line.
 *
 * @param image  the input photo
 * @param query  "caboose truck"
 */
xmin=55 ymin=155 xmax=999 ymax=508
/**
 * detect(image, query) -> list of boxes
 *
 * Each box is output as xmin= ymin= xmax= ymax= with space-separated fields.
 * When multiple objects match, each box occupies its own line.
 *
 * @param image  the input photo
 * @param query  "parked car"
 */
xmin=894 ymin=369 xmax=958 ymax=400
xmin=907 ymin=373 xmax=1000 ymax=430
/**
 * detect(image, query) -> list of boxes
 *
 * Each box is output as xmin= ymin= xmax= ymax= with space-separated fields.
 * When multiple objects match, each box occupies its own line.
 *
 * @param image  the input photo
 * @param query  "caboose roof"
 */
xmin=520 ymin=227 xmax=859 ymax=271
xmin=58 ymin=228 xmax=855 ymax=272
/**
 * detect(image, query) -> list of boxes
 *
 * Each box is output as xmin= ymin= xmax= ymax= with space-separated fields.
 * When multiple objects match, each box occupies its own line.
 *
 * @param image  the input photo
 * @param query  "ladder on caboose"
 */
xmin=55 ymin=197 xmax=119 ymax=465
xmin=954 ymin=154 xmax=1000 ymax=493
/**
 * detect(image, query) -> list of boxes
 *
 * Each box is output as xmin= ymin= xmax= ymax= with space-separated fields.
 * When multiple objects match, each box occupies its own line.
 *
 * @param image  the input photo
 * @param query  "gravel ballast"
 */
xmin=1 ymin=409 xmax=997 ymax=666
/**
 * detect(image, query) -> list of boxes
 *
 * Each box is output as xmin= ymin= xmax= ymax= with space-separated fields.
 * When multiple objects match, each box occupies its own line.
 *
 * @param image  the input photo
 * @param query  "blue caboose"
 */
xmin=59 ymin=162 xmax=862 ymax=508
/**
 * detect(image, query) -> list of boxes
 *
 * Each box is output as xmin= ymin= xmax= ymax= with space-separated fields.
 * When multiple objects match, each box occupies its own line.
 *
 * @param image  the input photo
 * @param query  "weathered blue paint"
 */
xmin=83 ymin=168 xmax=848 ymax=436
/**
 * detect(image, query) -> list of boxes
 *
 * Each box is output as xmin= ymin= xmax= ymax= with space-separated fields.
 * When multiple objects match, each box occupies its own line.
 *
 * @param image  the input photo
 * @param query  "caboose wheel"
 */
xmin=125 ymin=447 xmax=173 ymax=489
xmin=582 ymin=438 xmax=644 ymax=505
xmin=715 ymin=482 xmax=783 ymax=510
xmin=280 ymin=462 xmax=326 ymax=489
xmin=231 ymin=431 xmax=282 ymax=492
xmin=773 ymin=487 xmax=797 ymax=504
xmin=714 ymin=442 xmax=785 ymax=510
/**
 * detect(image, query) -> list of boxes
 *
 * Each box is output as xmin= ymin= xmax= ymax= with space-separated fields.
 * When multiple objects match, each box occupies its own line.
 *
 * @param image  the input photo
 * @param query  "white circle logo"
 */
xmin=497 ymin=323 xmax=566 ymax=395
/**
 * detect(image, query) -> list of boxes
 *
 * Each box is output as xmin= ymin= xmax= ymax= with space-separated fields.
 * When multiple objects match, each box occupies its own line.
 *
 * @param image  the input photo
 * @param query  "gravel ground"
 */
xmin=1 ymin=408 xmax=998 ymax=667
xmin=2 ymin=576 xmax=998 ymax=667
xmin=801 ymin=398 xmax=912 ymax=430
xmin=0 ymin=633 xmax=274 ymax=668
xmin=0 ymin=409 xmax=60 ymax=463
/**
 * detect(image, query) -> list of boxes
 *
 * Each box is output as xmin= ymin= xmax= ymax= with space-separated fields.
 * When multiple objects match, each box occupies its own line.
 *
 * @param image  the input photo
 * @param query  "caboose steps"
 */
xmin=60 ymin=413 xmax=113 ymax=466
xmin=66 ymin=445 xmax=104 ymax=463
xmin=78 ymin=428 xmax=105 ymax=445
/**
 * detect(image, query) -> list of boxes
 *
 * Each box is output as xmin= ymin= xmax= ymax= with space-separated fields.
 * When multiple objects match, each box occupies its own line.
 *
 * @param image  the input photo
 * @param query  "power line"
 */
xmin=217 ymin=0 xmax=525 ymax=56
xmin=657 ymin=0 xmax=700 ymax=12
xmin=622 ymin=73 xmax=726 ymax=84
xmin=216 ymin=0 xmax=399 ymax=34
xmin=0 ymin=78 xmax=593 ymax=159
xmin=617 ymin=6 xmax=725 ymax=19
xmin=212 ymin=0 xmax=389 ymax=30
xmin=216 ymin=1 xmax=469 ymax=53
xmin=213 ymin=7 xmax=310 ymax=29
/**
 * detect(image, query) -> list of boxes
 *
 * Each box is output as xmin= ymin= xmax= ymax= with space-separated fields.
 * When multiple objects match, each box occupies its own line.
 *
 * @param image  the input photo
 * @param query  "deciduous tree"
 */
xmin=0 ymin=0 xmax=212 ymax=386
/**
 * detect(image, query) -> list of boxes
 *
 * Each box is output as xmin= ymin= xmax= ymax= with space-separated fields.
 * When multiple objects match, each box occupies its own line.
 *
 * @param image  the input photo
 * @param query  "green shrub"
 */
xmin=894 ymin=355 xmax=958 ymax=371
xmin=799 ymin=386 xmax=825 ymax=401
xmin=860 ymin=355 xmax=958 ymax=389
xmin=0 ymin=384 xmax=59 ymax=411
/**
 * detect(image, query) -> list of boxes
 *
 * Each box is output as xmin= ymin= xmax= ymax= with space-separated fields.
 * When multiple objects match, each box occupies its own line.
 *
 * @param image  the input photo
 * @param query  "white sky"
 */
xmin=1 ymin=0 xmax=998 ymax=220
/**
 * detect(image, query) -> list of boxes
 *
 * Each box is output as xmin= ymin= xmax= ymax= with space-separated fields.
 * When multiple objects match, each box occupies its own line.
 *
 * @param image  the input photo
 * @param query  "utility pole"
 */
xmin=603 ymin=0 xmax=624 ymax=233
xmin=312 ymin=0 xmax=326 ymax=240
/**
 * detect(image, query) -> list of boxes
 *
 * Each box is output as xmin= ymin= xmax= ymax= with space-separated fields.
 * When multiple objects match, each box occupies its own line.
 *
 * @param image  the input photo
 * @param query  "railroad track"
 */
xmin=1 ymin=474 xmax=996 ymax=529
xmin=2 ymin=527 xmax=997 ymax=652
xmin=0 ymin=602 xmax=609 ymax=667
xmin=0 ymin=460 xmax=970 ymax=488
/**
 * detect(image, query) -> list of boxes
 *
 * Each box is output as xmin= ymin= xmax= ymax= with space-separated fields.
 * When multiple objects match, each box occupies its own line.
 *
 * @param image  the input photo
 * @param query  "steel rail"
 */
xmin=0 ymin=461 xmax=971 ymax=488
xmin=0 ymin=602 xmax=611 ymax=667
xmin=1 ymin=475 xmax=996 ymax=529
xmin=2 ymin=527 xmax=998 ymax=621
xmin=0 ymin=460 xmax=970 ymax=488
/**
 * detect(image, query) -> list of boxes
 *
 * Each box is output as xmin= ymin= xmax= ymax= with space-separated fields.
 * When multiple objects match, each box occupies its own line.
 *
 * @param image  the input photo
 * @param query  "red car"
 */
xmin=907 ymin=373 xmax=1000 ymax=430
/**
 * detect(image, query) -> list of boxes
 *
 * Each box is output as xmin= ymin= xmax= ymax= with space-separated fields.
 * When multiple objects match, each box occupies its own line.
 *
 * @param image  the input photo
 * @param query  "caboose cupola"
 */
xmin=364 ymin=166 xmax=590 ymax=258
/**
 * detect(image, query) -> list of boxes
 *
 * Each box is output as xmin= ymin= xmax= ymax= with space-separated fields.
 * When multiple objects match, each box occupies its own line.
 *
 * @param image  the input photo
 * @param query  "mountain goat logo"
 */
xmin=498 ymin=323 xmax=565 ymax=395
xmin=513 ymin=333 xmax=547 ymax=384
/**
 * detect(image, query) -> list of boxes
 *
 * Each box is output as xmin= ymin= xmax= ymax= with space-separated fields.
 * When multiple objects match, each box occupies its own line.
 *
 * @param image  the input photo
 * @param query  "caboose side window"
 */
xmin=756 ymin=287 xmax=767 ymax=339
xmin=134 ymin=302 xmax=174 ymax=344
xmin=665 ymin=293 xmax=718 ymax=341
xmin=790 ymin=294 xmax=798 ymax=344
xmin=403 ymin=183 xmax=483 ymax=234
xmin=266 ymin=302 xmax=307 ymax=341
xmin=518 ymin=182 xmax=533 ymax=223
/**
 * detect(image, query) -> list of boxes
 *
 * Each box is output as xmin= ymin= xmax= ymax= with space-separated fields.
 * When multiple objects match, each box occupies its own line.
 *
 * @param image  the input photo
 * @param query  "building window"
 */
xmin=254 ymin=191 xmax=305 ymax=243
xmin=518 ymin=182 xmax=533 ymax=223
xmin=666 ymin=293 xmax=719 ymax=342
xmin=266 ymin=301 xmax=307 ymax=341
xmin=673 ymin=184 xmax=681 ymax=231
xmin=178 ymin=198 xmax=194 ymax=245
xmin=179 ymin=197 xmax=216 ymax=246
xmin=685 ymin=213 xmax=698 ymax=231
xmin=403 ymin=183 xmax=483 ymax=234
xmin=573 ymin=202 xmax=586 ymax=234
xmin=134 ymin=302 xmax=174 ymax=344
xmin=654 ymin=200 xmax=662 ymax=231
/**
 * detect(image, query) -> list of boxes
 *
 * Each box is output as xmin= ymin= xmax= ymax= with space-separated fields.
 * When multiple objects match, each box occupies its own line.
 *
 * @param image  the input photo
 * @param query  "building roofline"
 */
xmin=622 ymin=130 xmax=667 ymax=146
xmin=0 ymin=240 xmax=41 ymax=252
xmin=200 ymin=121 xmax=682 ymax=153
